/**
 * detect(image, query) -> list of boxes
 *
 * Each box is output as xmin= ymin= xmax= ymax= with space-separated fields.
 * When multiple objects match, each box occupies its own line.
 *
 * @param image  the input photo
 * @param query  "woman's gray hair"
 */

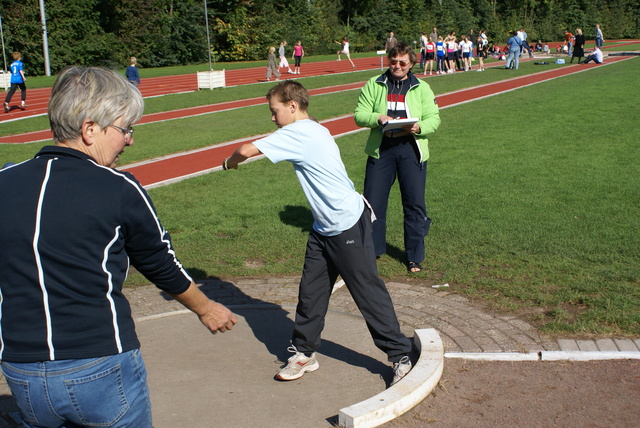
xmin=48 ymin=66 xmax=144 ymax=143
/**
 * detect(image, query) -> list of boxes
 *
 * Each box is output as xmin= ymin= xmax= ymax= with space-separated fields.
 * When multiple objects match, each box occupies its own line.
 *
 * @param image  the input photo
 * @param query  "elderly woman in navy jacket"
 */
xmin=0 ymin=66 xmax=237 ymax=427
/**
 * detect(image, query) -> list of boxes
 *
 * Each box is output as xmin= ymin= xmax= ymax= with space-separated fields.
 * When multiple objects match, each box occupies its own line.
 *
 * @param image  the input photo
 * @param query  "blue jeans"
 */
xmin=506 ymin=49 xmax=520 ymax=69
xmin=1 ymin=349 xmax=152 ymax=428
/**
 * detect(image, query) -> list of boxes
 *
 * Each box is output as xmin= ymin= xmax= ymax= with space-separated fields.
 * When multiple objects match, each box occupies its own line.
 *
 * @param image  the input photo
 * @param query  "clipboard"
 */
xmin=381 ymin=118 xmax=418 ymax=132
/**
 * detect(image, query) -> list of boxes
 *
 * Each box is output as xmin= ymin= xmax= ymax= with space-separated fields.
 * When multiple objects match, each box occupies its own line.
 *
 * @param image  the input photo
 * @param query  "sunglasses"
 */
xmin=389 ymin=59 xmax=411 ymax=66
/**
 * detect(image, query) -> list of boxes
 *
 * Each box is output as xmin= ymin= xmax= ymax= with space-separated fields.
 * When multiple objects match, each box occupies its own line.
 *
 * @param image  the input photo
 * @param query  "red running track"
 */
xmin=0 ymin=55 xmax=385 ymax=124
xmin=120 ymin=55 xmax=634 ymax=188
xmin=1 ymin=39 xmax=635 ymax=125
xmin=0 ymin=82 xmax=368 ymax=145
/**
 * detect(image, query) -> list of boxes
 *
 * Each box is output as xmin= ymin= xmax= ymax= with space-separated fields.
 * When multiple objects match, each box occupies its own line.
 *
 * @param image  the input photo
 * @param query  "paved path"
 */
xmin=2 ymin=276 xmax=638 ymax=428
xmin=124 ymin=277 xmax=640 ymax=355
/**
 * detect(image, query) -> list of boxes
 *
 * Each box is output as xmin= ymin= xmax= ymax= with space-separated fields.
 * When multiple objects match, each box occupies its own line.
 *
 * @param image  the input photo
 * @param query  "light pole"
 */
xmin=38 ymin=0 xmax=51 ymax=76
xmin=204 ymin=0 xmax=212 ymax=70
xmin=0 ymin=12 xmax=7 ymax=72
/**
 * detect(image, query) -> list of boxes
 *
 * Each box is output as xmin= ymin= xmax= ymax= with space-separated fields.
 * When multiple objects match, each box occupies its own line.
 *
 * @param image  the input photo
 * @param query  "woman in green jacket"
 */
xmin=354 ymin=42 xmax=440 ymax=273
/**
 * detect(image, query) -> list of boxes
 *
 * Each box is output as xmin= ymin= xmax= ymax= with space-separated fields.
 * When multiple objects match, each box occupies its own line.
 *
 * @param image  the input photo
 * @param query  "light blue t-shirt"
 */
xmin=10 ymin=60 xmax=24 ymax=84
xmin=253 ymin=119 xmax=364 ymax=236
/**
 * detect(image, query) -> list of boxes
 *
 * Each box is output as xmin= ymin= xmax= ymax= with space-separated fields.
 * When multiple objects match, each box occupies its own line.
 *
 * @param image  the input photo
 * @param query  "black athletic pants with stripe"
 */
xmin=291 ymin=207 xmax=413 ymax=363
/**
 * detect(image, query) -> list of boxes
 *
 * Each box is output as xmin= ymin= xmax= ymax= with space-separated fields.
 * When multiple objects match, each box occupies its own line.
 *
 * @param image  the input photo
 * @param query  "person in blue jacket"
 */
xmin=4 ymin=51 xmax=27 ymax=112
xmin=125 ymin=56 xmax=141 ymax=86
xmin=505 ymin=31 xmax=523 ymax=69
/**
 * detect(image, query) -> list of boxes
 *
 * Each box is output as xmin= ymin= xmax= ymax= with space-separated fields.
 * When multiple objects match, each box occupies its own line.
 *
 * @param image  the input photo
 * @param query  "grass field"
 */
xmin=2 ymin=54 xmax=638 ymax=337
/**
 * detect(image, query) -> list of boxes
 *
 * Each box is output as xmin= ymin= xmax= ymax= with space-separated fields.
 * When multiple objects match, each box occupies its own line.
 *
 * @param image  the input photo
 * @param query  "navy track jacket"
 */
xmin=0 ymin=146 xmax=192 ymax=362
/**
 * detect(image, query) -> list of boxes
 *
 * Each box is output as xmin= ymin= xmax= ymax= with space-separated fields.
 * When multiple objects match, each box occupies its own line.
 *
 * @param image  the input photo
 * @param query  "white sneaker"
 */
xmin=391 ymin=355 xmax=412 ymax=386
xmin=276 ymin=346 xmax=319 ymax=381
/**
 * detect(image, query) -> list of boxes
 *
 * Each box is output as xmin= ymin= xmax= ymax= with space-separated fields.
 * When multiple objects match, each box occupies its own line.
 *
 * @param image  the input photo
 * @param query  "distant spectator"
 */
xmin=429 ymin=27 xmax=438 ymax=44
xmin=292 ymin=40 xmax=304 ymax=75
xmin=266 ymin=46 xmax=280 ymax=81
xmin=505 ymin=31 xmax=522 ymax=69
xmin=564 ymin=30 xmax=575 ymax=56
xmin=279 ymin=41 xmax=294 ymax=74
xmin=385 ymin=31 xmax=398 ymax=52
xmin=445 ymin=36 xmax=457 ymax=73
xmin=423 ymin=38 xmax=436 ymax=75
xmin=459 ymin=36 xmax=473 ymax=71
xmin=436 ymin=36 xmax=446 ymax=74
xmin=126 ymin=56 xmax=141 ymax=87
xmin=595 ymin=24 xmax=605 ymax=48
xmin=419 ymin=31 xmax=429 ymax=69
xmin=517 ymin=28 xmax=533 ymax=58
xmin=4 ymin=52 xmax=27 ymax=113
xmin=580 ymin=45 xmax=603 ymax=64
xmin=570 ymin=29 xmax=585 ymax=63
xmin=476 ymin=34 xmax=487 ymax=71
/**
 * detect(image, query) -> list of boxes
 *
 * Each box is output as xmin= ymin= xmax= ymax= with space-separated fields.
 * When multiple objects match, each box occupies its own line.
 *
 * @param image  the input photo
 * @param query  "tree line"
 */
xmin=1 ymin=0 xmax=638 ymax=76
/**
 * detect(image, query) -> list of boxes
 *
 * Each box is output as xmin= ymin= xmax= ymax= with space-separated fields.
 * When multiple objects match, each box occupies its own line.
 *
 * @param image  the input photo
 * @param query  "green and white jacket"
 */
xmin=354 ymin=71 xmax=440 ymax=162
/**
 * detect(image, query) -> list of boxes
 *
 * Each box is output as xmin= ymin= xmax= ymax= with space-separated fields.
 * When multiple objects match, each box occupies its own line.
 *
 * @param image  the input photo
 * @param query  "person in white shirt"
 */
xmin=419 ymin=31 xmax=429 ymax=69
xmin=459 ymin=36 xmax=473 ymax=71
xmin=580 ymin=45 xmax=603 ymax=64
xmin=518 ymin=28 xmax=534 ymax=58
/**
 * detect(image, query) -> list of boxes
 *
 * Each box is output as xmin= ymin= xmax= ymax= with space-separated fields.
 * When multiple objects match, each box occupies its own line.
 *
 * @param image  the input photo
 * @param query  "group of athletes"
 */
xmin=418 ymin=29 xmax=491 ymax=75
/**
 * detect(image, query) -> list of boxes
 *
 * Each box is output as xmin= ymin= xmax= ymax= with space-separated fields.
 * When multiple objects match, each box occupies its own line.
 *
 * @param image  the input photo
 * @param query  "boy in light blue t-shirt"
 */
xmin=223 ymin=80 xmax=414 ymax=386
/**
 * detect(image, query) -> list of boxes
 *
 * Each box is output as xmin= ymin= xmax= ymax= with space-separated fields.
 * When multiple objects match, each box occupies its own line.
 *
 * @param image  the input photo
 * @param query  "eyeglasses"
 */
xmin=389 ymin=59 xmax=411 ymax=67
xmin=109 ymin=124 xmax=134 ymax=139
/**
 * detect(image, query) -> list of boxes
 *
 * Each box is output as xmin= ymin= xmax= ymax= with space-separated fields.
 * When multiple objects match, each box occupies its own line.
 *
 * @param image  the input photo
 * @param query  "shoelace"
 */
xmin=394 ymin=356 xmax=411 ymax=373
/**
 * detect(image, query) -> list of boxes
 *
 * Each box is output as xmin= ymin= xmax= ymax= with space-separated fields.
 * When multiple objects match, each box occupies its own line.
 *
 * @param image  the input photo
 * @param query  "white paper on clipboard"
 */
xmin=381 ymin=118 xmax=418 ymax=132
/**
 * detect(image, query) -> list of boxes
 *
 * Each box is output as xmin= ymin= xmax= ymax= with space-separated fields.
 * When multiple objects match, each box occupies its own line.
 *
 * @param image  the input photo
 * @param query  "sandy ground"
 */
xmin=384 ymin=359 xmax=640 ymax=427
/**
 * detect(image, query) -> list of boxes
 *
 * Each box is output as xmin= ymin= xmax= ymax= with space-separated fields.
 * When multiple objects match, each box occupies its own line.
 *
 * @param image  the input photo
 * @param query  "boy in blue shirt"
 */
xmin=4 ymin=52 xmax=27 ymax=113
xmin=223 ymin=80 xmax=415 ymax=386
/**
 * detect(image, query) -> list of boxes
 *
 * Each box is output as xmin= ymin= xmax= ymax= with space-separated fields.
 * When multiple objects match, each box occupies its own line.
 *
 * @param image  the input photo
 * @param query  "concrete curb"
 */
xmin=540 ymin=351 xmax=640 ymax=361
xmin=338 ymin=329 xmax=444 ymax=428
xmin=445 ymin=352 xmax=540 ymax=361
xmin=445 ymin=351 xmax=640 ymax=361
